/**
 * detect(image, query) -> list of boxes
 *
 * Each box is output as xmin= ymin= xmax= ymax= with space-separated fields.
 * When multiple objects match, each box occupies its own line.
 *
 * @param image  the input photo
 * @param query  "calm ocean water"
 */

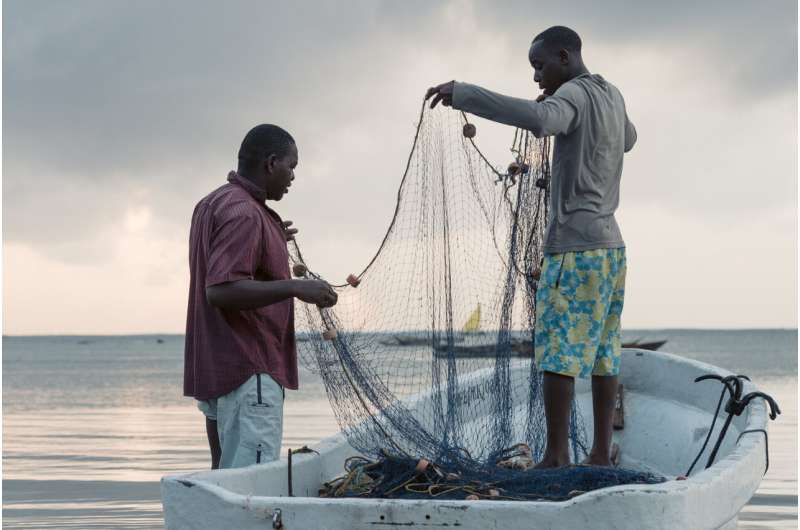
xmin=3 ymin=329 xmax=797 ymax=529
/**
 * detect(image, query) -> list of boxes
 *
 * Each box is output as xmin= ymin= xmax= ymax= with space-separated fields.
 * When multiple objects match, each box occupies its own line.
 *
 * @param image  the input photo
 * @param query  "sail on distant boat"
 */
xmin=462 ymin=304 xmax=481 ymax=333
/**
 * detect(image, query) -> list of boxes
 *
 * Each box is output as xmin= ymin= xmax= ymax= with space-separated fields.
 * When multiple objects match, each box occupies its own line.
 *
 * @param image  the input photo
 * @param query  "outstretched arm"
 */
xmin=426 ymin=81 xmax=578 ymax=138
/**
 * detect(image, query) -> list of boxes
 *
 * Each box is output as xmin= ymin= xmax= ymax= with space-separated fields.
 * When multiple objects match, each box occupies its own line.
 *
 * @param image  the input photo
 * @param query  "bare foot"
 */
xmin=533 ymin=453 xmax=570 ymax=469
xmin=580 ymin=443 xmax=619 ymax=467
xmin=580 ymin=454 xmax=611 ymax=466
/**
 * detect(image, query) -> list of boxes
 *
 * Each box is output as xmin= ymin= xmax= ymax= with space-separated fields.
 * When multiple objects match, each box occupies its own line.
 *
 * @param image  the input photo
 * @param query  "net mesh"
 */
xmin=290 ymin=101 xmax=665 ymax=499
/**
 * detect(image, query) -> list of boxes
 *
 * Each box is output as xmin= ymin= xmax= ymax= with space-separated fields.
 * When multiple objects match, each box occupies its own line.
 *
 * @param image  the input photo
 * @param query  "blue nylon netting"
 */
xmin=289 ymin=101 xmax=665 ymax=500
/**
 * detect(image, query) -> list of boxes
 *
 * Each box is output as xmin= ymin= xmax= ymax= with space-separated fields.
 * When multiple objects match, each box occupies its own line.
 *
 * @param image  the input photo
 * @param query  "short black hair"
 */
xmin=532 ymin=26 xmax=582 ymax=54
xmin=238 ymin=124 xmax=295 ymax=166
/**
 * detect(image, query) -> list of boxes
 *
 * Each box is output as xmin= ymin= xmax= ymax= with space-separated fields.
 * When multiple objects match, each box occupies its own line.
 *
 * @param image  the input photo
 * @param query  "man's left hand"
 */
xmin=282 ymin=220 xmax=298 ymax=241
xmin=425 ymin=81 xmax=455 ymax=109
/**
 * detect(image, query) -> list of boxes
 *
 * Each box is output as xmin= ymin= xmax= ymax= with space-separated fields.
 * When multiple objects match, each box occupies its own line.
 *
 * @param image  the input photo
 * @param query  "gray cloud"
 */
xmin=476 ymin=0 xmax=797 ymax=94
xmin=3 ymin=0 xmax=797 ymax=269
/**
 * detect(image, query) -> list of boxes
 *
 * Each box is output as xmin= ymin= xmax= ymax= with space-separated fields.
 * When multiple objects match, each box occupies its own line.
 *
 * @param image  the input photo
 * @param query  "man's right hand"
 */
xmin=425 ymin=81 xmax=455 ymax=109
xmin=294 ymin=280 xmax=338 ymax=308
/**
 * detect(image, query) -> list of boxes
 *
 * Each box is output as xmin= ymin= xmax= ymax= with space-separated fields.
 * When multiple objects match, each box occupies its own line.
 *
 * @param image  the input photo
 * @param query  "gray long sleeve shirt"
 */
xmin=453 ymin=74 xmax=636 ymax=254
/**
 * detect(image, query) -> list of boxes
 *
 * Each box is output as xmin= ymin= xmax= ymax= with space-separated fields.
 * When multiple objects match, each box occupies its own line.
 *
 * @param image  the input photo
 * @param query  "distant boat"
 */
xmin=157 ymin=338 xmax=165 ymax=344
xmin=381 ymin=305 xmax=482 ymax=347
xmin=622 ymin=339 xmax=667 ymax=351
xmin=435 ymin=337 xmax=531 ymax=358
xmin=378 ymin=334 xmax=438 ymax=347
xmin=462 ymin=304 xmax=481 ymax=334
xmin=434 ymin=337 xmax=668 ymax=358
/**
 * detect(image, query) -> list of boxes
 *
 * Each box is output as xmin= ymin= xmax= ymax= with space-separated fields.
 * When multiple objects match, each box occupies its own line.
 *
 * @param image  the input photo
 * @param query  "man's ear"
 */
xmin=559 ymin=49 xmax=570 ymax=65
xmin=264 ymin=154 xmax=277 ymax=174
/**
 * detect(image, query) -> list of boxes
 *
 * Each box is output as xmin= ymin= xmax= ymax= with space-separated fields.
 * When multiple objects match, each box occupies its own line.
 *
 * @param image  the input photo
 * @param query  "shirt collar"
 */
xmin=227 ymin=171 xmax=268 ymax=202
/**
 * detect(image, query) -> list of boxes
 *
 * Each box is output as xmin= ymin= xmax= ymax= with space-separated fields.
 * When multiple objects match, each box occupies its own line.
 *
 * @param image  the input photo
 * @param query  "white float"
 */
xmin=161 ymin=349 xmax=771 ymax=530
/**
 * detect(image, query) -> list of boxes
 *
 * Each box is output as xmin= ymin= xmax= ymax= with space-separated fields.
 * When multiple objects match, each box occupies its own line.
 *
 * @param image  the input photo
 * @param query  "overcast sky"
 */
xmin=3 ymin=0 xmax=797 ymax=334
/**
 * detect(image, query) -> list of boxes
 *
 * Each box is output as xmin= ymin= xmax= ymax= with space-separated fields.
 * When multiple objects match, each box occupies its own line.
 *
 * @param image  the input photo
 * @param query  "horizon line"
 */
xmin=2 ymin=327 xmax=798 ymax=338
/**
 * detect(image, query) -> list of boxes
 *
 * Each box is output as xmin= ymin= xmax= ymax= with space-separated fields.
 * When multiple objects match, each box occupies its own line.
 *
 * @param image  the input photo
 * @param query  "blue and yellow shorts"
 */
xmin=534 ymin=247 xmax=627 ymax=378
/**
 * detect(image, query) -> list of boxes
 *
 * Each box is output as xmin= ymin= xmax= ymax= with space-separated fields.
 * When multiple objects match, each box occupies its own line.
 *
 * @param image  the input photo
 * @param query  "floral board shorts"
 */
xmin=534 ymin=247 xmax=627 ymax=378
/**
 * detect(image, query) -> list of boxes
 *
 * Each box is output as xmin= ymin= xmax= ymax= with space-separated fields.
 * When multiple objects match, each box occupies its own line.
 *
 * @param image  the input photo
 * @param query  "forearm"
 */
xmin=206 ymin=279 xmax=298 ymax=311
xmin=452 ymin=82 xmax=550 ymax=136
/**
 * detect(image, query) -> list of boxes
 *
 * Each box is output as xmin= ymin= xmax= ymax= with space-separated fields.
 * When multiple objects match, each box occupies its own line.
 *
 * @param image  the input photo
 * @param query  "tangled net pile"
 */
xmin=290 ymin=101 xmax=665 ymax=501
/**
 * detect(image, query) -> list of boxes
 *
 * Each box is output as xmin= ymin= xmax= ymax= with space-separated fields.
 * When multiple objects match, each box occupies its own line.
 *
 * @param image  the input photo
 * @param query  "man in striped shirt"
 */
xmin=185 ymin=125 xmax=337 ymax=469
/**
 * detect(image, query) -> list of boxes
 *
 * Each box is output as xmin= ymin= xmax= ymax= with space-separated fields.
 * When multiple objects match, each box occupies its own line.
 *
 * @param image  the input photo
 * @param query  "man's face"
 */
xmin=528 ymin=40 xmax=566 ymax=96
xmin=265 ymin=142 xmax=298 ymax=201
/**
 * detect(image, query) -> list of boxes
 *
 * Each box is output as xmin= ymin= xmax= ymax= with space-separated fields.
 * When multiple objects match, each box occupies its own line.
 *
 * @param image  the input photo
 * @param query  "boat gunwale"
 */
xmin=162 ymin=349 xmax=769 ymax=510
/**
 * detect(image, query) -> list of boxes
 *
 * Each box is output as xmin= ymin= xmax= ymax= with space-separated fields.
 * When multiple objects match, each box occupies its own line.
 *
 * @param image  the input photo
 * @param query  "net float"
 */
xmin=462 ymin=123 xmax=476 ymax=138
xmin=322 ymin=328 xmax=338 ymax=340
xmin=535 ymin=177 xmax=548 ymax=189
xmin=292 ymin=263 xmax=308 ymax=277
xmin=415 ymin=459 xmax=430 ymax=474
xmin=515 ymin=456 xmax=534 ymax=470
xmin=507 ymin=161 xmax=522 ymax=176
xmin=346 ymin=274 xmax=360 ymax=287
xmin=532 ymin=267 xmax=542 ymax=281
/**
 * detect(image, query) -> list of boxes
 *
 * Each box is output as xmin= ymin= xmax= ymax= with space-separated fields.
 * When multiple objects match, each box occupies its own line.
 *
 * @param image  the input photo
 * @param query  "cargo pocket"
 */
xmin=250 ymin=374 xmax=269 ymax=407
xmin=241 ymin=374 xmax=283 ymax=464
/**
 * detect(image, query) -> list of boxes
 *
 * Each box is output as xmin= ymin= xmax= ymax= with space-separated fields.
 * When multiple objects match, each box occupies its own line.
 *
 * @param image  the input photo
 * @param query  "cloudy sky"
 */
xmin=3 ymin=0 xmax=797 ymax=334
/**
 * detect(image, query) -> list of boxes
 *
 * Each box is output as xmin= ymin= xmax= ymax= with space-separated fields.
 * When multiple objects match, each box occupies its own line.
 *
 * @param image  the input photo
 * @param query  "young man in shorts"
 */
xmin=185 ymin=124 xmax=338 ymax=469
xmin=426 ymin=26 xmax=636 ymax=468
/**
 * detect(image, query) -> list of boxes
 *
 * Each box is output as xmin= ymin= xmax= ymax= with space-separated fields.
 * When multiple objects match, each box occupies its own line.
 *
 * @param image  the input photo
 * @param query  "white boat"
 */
xmin=161 ymin=349 xmax=773 ymax=530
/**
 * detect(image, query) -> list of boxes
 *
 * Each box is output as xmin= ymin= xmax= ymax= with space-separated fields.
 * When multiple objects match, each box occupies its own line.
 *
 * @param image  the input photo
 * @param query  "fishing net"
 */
xmin=319 ymin=453 xmax=664 ymax=501
xmin=290 ymin=101 xmax=665 ymax=500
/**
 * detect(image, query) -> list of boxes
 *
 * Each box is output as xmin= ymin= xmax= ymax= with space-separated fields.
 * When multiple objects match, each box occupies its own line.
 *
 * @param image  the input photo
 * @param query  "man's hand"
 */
xmin=282 ymin=220 xmax=298 ymax=241
xmin=295 ymin=279 xmax=338 ymax=308
xmin=425 ymin=81 xmax=455 ymax=109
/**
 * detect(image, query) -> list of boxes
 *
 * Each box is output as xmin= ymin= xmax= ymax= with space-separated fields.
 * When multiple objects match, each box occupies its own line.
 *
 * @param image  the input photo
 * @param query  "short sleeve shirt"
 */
xmin=184 ymin=171 xmax=297 ymax=400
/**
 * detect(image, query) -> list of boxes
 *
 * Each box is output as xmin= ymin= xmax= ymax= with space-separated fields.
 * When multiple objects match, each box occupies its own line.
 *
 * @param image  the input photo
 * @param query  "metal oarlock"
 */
xmin=686 ymin=374 xmax=780 ymax=475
